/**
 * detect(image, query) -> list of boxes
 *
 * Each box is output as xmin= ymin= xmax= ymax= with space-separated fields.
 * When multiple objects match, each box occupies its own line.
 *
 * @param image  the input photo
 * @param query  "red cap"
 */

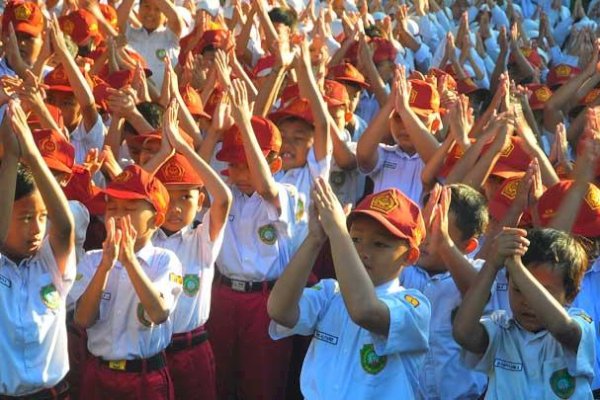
xmin=252 ymin=54 xmax=276 ymax=78
xmin=428 ymin=67 xmax=457 ymax=91
xmin=371 ymin=38 xmax=397 ymax=64
xmin=44 ymin=65 xmax=73 ymax=92
xmin=202 ymin=88 xmax=224 ymax=119
xmin=103 ymin=165 xmax=170 ymax=220
xmin=155 ymin=153 xmax=204 ymax=187
xmin=509 ymin=47 xmax=543 ymax=68
xmin=580 ymin=88 xmax=600 ymax=107
xmin=99 ymin=4 xmax=118 ymax=30
xmin=33 ymin=129 xmax=75 ymax=174
xmin=63 ymin=165 xmax=105 ymax=216
xmin=197 ymin=29 xmax=230 ymax=53
xmin=27 ymin=103 xmax=64 ymax=131
xmin=526 ymin=84 xmax=553 ymax=110
xmin=456 ymin=77 xmax=481 ymax=95
xmin=438 ymin=141 xmax=470 ymax=178
xmin=279 ymin=84 xmax=301 ymax=108
xmin=327 ymin=62 xmax=370 ymax=89
xmin=180 ymin=84 xmax=210 ymax=119
xmin=407 ymin=79 xmax=440 ymax=117
xmin=348 ymin=189 xmax=425 ymax=249
xmin=216 ymin=116 xmax=282 ymax=164
xmin=269 ymin=97 xmax=315 ymax=125
xmin=323 ymin=79 xmax=349 ymax=107
xmin=488 ymin=177 xmax=532 ymax=225
xmin=486 ymin=136 xmax=533 ymax=178
xmin=59 ymin=9 xmax=101 ymax=46
xmin=537 ymin=180 xmax=600 ymax=237
xmin=2 ymin=1 xmax=44 ymax=37
xmin=547 ymin=64 xmax=581 ymax=88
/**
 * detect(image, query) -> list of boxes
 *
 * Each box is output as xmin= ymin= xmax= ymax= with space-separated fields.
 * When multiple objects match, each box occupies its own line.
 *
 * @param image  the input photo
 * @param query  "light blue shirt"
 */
xmin=270 ymin=278 xmax=431 ymax=400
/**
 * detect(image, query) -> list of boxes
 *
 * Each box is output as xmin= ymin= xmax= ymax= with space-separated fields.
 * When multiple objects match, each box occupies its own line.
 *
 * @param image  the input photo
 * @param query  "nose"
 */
xmin=30 ymin=217 xmax=44 ymax=237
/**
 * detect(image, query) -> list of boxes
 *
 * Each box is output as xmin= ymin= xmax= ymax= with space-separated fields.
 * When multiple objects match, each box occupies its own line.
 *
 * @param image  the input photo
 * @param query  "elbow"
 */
xmin=148 ymin=308 xmax=170 ymax=325
xmin=266 ymin=295 xmax=296 ymax=329
xmin=452 ymin=317 xmax=470 ymax=347
xmin=74 ymin=311 xmax=93 ymax=329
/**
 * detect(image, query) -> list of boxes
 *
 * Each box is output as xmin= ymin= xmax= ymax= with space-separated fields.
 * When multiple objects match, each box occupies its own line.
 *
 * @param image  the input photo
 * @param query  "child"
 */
xmin=453 ymin=228 xmax=595 ymax=398
xmin=70 ymin=164 xmax=183 ymax=399
xmin=146 ymin=101 xmax=232 ymax=400
xmin=401 ymin=184 xmax=490 ymax=399
xmin=0 ymin=101 xmax=75 ymax=397
xmin=268 ymin=180 xmax=431 ymax=399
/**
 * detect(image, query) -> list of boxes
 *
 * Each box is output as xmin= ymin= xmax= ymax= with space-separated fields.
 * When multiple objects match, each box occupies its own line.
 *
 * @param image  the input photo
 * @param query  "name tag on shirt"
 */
xmin=383 ymin=161 xmax=397 ymax=169
xmin=102 ymin=292 xmax=111 ymax=301
xmin=314 ymin=330 xmax=339 ymax=345
xmin=494 ymin=358 xmax=523 ymax=371
xmin=496 ymin=283 xmax=508 ymax=291
xmin=0 ymin=274 xmax=11 ymax=288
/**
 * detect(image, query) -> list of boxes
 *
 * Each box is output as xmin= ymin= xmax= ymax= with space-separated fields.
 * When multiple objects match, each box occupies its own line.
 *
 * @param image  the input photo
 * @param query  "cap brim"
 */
xmin=269 ymin=110 xmax=314 ymax=126
xmin=14 ymin=23 xmax=42 ymax=37
xmin=348 ymin=210 xmax=413 ymax=245
xmin=44 ymin=157 xmax=73 ymax=174
xmin=102 ymin=187 xmax=148 ymax=201
xmin=216 ymin=145 xmax=270 ymax=163
xmin=335 ymin=77 xmax=370 ymax=89
xmin=188 ymin=106 xmax=211 ymax=120
xmin=48 ymin=85 xmax=74 ymax=93
xmin=490 ymin=169 xmax=526 ymax=179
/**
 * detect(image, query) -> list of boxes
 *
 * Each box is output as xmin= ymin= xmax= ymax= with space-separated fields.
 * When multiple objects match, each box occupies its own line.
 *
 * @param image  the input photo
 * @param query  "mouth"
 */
xmin=280 ymin=151 xmax=294 ymax=161
xmin=27 ymin=239 xmax=42 ymax=250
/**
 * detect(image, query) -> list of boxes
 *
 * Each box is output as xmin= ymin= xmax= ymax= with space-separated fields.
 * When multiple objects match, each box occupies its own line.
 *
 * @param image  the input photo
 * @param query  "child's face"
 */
xmin=227 ymin=162 xmax=255 ymax=195
xmin=139 ymin=139 xmax=161 ymax=166
xmin=349 ymin=215 xmax=412 ymax=286
xmin=163 ymin=186 xmax=203 ymax=232
xmin=344 ymin=83 xmax=362 ymax=113
xmin=328 ymin=104 xmax=347 ymax=130
xmin=139 ymin=0 xmax=166 ymax=31
xmin=376 ymin=60 xmax=395 ymax=84
xmin=390 ymin=114 xmax=416 ymax=153
xmin=509 ymin=263 xmax=567 ymax=332
xmin=105 ymin=197 xmax=158 ymax=246
xmin=14 ymin=31 xmax=43 ymax=66
xmin=418 ymin=211 xmax=469 ymax=272
xmin=4 ymin=190 xmax=47 ymax=260
xmin=278 ymin=119 xmax=314 ymax=171
xmin=47 ymin=91 xmax=81 ymax=130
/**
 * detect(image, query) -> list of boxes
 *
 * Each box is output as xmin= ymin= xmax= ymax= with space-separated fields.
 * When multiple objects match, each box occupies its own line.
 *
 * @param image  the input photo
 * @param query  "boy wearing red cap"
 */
xmin=0 ymin=101 xmax=75 ymax=398
xmin=144 ymin=101 xmax=231 ymax=400
xmin=207 ymin=80 xmax=301 ymax=399
xmin=357 ymin=67 xmax=441 ymax=204
xmin=70 ymin=164 xmax=183 ymax=400
xmin=268 ymin=180 xmax=430 ymax=399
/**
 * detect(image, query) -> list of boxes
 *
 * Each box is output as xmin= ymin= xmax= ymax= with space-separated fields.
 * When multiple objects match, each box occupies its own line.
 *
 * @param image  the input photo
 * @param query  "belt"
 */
xmin=220 ymin=276 xmax=276 ymax=293
xmin=0 ymin=379 xmax=69 ymax=400
xmin=167 ymin=326 xmax=209 ymax=352
xmin=99 ymin=352 xmax=167 ymax=373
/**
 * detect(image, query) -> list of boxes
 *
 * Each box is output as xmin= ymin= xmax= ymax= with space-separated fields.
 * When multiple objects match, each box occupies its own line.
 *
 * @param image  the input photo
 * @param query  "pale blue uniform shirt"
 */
xmin=401 ymin=262 xmax=488 ymax=399
xmin=572 ymin=258 xmax=600 ymax=390
xmin=0 ymin=239 xmax=76 ymax=396
xmin=463 ymin=309 xmax=595 ymax=399
xmin=270 ymin=279 xmax=431 ymax=400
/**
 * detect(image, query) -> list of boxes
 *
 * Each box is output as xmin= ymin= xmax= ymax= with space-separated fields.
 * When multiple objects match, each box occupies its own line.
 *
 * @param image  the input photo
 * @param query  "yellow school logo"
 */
xmin=535 ymin=87 xmax=552 ymax=102
xmin=584 ymin=186 xmax=600 ymax=211
xmin=369 ymin=191 xmax=399 ymax=214
xmin=404 ymin=294 xmax=420 ymax=308
xmin=15 ymin=4 xmax=32 ymax=21
xmin=89 ymin=22 xmax=99 ymax=33
xmin=550 ymin=369 xmax=575 ymax=399
xmin=330 ymin=171 xmax=346 ymax=186
xmin=360 ymin=344 xmax=387 ymax=375
xmin=295 ymin=197 xmax=305 ymax=223
xmin=40 ymin=284 xmax=60 ymax=310
xmin=501 ymin=179 xmax=519 ymax=200
xmin=500 ymin=142 xmax=515 ymax=157
xmin=556 ymin=65 xmax=571 ymax=77
xmin=258 ymin=224 xmax=277 ymax=245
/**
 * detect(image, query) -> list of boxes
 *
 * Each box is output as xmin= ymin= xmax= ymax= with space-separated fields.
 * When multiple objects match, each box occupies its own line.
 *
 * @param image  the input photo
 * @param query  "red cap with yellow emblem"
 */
xmin=327 ymin=62 xmax=370 ymax=89
xmin=547 ymin=64 xmax=581 ymax=88
xmin=488 ymin=177 xmax=532 ymax=226
xmin=428 ymin=68 xmax=457 ymax=91
xmin=33 ymin=129 xmax=75 ymax=174
xmin=59 ymin=9 xmax=101 ymax=46
xmin=526 ymin=84 xmax=553 ymax=110
xmin=45 ymin=65 xmax=93 ymax=93
xmin=323 ymin=79 xmax=349 ymax=107
xmin=269 ymin=97 xmax=315 ymax=126
xmin=407 ymin=79 xmax=441 ymax=117
xmin=99 ymin=4 xmax=118 ymax=30
xmin=216 ymin=116 xmax=282 ymax=164
xmin=180 ymin=84 xmax=211 ymax=120
xmin=63 ymin=165 xmax=105 ymax=216
xmin=537 ymin=180 xmax=600 ymax=237
xmin=2 ymin=1 xmax=44 ymax=37
xmin=509 ymin=47 xmax=543 ymax=68
xmin=155 ymin=153 xmax=204 ymax=187
xmin=348 ymin=188 xmax=425 ymax=249
xmin=486 ymin=136 xmax=533 ymax=179
xmin=103 ymin=165 xmax=170 ymax=222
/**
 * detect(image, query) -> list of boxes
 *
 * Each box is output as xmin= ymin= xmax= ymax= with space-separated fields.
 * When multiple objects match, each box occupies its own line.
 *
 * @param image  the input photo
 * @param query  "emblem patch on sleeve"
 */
xmin=404 ymin=294 xmax=420 ymax=308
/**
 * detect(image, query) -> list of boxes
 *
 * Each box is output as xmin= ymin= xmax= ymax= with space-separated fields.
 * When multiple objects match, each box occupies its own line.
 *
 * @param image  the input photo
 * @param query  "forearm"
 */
xmin=174 ymin=95 xmax=202 ymax=146
xmin=155 ymin=0 xmax=182 ymax=36
xmin=328 ymin=38 xmax=354 ymax=67
xmin=198 ymin=128 xmax=220 ymax=162
xmin=59 ymin=53 xmax=95 ymax=108
xmin=330 ymin=121 xmax=357 ymax=170
xmin=141 ymin=148 xmax=171 ymax=175
xmin=124 ymin=258 xmax=169 ymax=324
xmin=489 ymin=50 xmax=507 ymax=94
xmin=356 ymin=101 xmax=393 ymax=171
xmin=125 ymin=108 xmax=154 ymax=135
xmin=231 ymin=60 xmax=258 ymax=100
xmin=398 ymin=107 xmax=440 ymax=162
xmin=29 ymin=100 xmax=65 ymax=137
xmin=422 ymin=136 xmax=453 ymax=187
xmin=463 ymin=149 xmax=501 ymax=190
xmin=105 ymin=117 xmax=124 ymax=160
xmin=253 ymin=66 xmax=287 ymax=117
xmin=362 ymin=61 xmax=389 ymax=106
xmin=117 ymin=0 xmax=135 ymax=32
xmin=446 ymin=141 xmax=487 ymax=184
xmin=548 ymin=180 xmax=588 ymax=232
xmin=439 ymin=242 xmax=479 ymax=296
xmin=267 ymin=236 xmax=325 ymax=328
xmin=531 ymin=147 xmax=560 ymax=187
xmin=0 ymin=153 xmax=18 ymax=243
xmin=74 ymin=266 xmax=110 ymax=328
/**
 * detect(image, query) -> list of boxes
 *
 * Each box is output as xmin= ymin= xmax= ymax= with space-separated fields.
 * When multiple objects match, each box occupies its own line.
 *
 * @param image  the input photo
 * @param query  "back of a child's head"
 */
xmin=522 ymin=228 xmax=588 ymax=302
xmin=268 ymin=7 xmax=297 ymax=28
xmin=15 ymin=164 xmax=37 ymax=201
xmin=448 ymin=184 xmax=489 ymax=241
xmin=123 ymin=102 xmax=165 ymax=135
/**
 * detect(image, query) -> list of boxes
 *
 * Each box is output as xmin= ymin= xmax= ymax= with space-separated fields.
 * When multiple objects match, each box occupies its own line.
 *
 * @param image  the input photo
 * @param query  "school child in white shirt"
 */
xmin=453 ymin=228 xmax=595 ymax=399
xmin=268 ymin=180 xmax=431 ymax=400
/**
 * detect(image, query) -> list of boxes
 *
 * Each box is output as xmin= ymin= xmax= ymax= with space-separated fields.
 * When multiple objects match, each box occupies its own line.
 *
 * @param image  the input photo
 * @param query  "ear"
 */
xmin=269 ymin=156 xmax=283 ymax=174
xmin=463 ymin=238 xmax=479 ymax=254
xmin=197 ymin=191 xmax=206 ymax=211
xmin=405 ymin=247 xmax=420 ymax=265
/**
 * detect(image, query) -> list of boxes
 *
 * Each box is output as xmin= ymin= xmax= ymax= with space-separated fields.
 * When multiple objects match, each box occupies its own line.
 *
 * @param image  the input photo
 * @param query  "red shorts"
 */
xmin=166 ymin=326 xmax=216 ymax=400
xmin=66 ymin=316 xmax=88 ymax=400
xmin=80 ymin=354 xmax=174 ymax=400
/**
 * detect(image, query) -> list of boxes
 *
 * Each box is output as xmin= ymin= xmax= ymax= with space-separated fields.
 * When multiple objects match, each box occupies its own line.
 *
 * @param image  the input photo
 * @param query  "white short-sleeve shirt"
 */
xmin=463 ymin=309 xmax=595 ymax=399
xmin=70 ymin=114 xmax=106 ymax=166
xmin=151 ymin=212 xmax=224 ymax=334
xmin=0 ymin=239 xmax=76 ymax=396
xmin=70 ymin=243 xmax=183 ymax=360
xmin=269 ymin=279 xmax=431 ymax=400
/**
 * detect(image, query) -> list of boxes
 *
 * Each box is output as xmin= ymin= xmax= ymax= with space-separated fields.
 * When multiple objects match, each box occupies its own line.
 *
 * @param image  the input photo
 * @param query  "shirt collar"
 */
xmin=155 ymin=224 xmax=193 ymax=240
xmin=134 ymin=241 xmax=156 ymax=265
xmin=375 ymin=278 xmax=401 ymax=295
xmin=392 ymin=145 xmax=420 ymax=159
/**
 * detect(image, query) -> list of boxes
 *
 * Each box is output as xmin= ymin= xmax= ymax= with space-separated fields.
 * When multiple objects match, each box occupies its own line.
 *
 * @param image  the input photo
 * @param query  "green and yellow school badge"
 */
xmin=330 ymin=171 xmax=346 ymax=186
xmin=183 ymin=274 xmax=200 ymax=297
xmin=137 ymin=303 xmax=153 ymax=328
xmin=295 ymin=197 xmax=305 ymax=223
xmin=40 ymin=284 xmax=60 ymax=310
xmin=258 ymin=224 xmax=277 ymax=245
xmin=550 ymin=368 xmax=575 ymax=399
xmin=156 ymin=48 xmax=167 ymax=60
xmin=360 ymin=344 xmax=387 ymax=375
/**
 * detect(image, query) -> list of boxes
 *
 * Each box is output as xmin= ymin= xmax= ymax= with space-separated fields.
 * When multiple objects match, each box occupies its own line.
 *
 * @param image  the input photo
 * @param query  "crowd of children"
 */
xmin=1 ymin=0 xmax=600 ymax=399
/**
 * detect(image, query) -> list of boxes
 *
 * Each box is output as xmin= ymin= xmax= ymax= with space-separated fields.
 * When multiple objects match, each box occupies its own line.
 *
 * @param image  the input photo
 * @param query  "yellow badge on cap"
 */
xmin=89 ymin=22 xmax=98 ymax=32
xmin=500 ymin=142 xmax=515 ymax=157
xmin=584 ymin=186 xmax=600 ymax=211
xmin=15 ymin=4 xmax=32 ymax=21
xmin=369 ymin=191 xmax=399 ymax=214
xmin=556 ymin=65 xmax=571 ymax=77
xmin=535 ymin=87 xmax=551 ymax=102
xmin=501 ymin=179 xmax=519 ymax=200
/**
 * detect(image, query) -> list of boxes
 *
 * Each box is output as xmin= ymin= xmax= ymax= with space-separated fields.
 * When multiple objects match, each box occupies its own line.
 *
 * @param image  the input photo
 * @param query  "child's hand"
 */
xmin=394 ymin=65 xmax=412 ymax=115
xmin=228 ymin=79 xmax=251 ymax=123
xmin=422 ymin=183 xmax=442 ymax=231
xmin=7 ymin=100 xmax=37 ymax=160
xmin=100 ymin=145 xmax=123 ymax=180
xmin=118 ymin=215 xmax=138 ymax=268
xmin=163 ymin=99 xmax=189 ymax=154
xmin=308 ymin=201 xmax=327 ymax=244
xmin=48 ymin=15 xmax=69 ymax=57
xmin=132 ymin=62 xmax=151 ymax=103
xmin=489 ymin=227 xmax=529 ymax=269
xmin=214 ymin=50 xmax=232 ymax=89
xmin=513 ymin=102 xmax=540 ymax=153
xmin=312 ymin=177 xmax=348 ymax=237
xmin=83 ymin=148 xmax=106 ymax=177
xmin=0 ymin=109 xmax=20 ymax=158
xmin=430 ymin=186 xmax=453 ymax=252
xmin=100 ymin=217 xmax=122 ymax=270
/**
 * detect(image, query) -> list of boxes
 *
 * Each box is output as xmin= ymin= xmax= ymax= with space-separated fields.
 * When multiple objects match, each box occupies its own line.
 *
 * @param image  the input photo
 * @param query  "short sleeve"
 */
xmin=360 ymin=144 xmax=387 ymax=175
xmin=197 ymin=211 xmax=225 ymax=269
xmin=369 ymin=289 xmax=431 ymax=356
xmin=565 ymin=308 xmax=596 ymax=379
xmin=461 ymin=310 xmax=509 ymax=372
xmin=70 ymin=250 xmax=102 ymax=302
xmin=266 ymin=183 xmax=295 ymax=231
xmin=307 ymin=147 xmax=331 ymax=181
xmin=38 ymin=238 xmax=77 ymax=296
xmin=150 ymin=251 xmax=183 ymax=310
xmin=269 ymin=279 xmax=337 ymax=340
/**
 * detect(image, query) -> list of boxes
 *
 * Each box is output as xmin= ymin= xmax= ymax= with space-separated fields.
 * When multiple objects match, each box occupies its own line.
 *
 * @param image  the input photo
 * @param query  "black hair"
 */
xmin=521 ymin=228 xmax=588 ymax=302
xmin=268 ymin=7 xmax=298 ymax=28
xmin=365 ymin=25 xmax=383 ymax=38
xmin=448 ymin=184 xmax=489 ymax=241
xmin=15 ymin=164 xmax=37 ymax=201
xmin=123 ymin=102 xmax=165 ymax=135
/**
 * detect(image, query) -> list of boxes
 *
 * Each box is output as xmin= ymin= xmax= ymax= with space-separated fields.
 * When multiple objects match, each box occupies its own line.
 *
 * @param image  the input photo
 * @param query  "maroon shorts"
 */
xmin=166 ymin=326 xmax=216 ymax=400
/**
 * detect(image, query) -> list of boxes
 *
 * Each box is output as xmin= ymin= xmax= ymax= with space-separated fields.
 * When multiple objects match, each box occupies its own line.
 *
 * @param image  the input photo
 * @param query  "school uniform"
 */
xmin=0 ymin=238 xmax=76 ymax=397
xmin=208 ymin=183 xmax=299 ymax=400
xmin=269 ymin=278 xmax=431 ymax=399
xmin=126 ymin=25 xmax=179 ymax=87
xmin=70 ymin=243 xmax=183 ymax=400
xmin=362 ymin=144 xmax=425 ymax=205
xmin=69 ymin=115 xmax=107 ymax=188
xmin=463 ymin=308 xmax=596 ymax=399
xmin=573 ymin=258 xmax=600 ymax=391
xmin=401 ymin=263 xmax=488 ymax=399
xmin=152 ymin=213 xmax=224 ymax=400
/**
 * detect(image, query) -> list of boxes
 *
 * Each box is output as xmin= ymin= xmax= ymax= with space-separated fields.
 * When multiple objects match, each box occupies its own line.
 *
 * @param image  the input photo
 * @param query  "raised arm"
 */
xmin=356 ymin=96 xmax=394 ymax=172
xmin=0 ymin=113 xmax=20 ymax=245
xmin=153 ymin=0 xmax=183 ymax=37
xmin=116 ymin=0 xmax=136 ymax=33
